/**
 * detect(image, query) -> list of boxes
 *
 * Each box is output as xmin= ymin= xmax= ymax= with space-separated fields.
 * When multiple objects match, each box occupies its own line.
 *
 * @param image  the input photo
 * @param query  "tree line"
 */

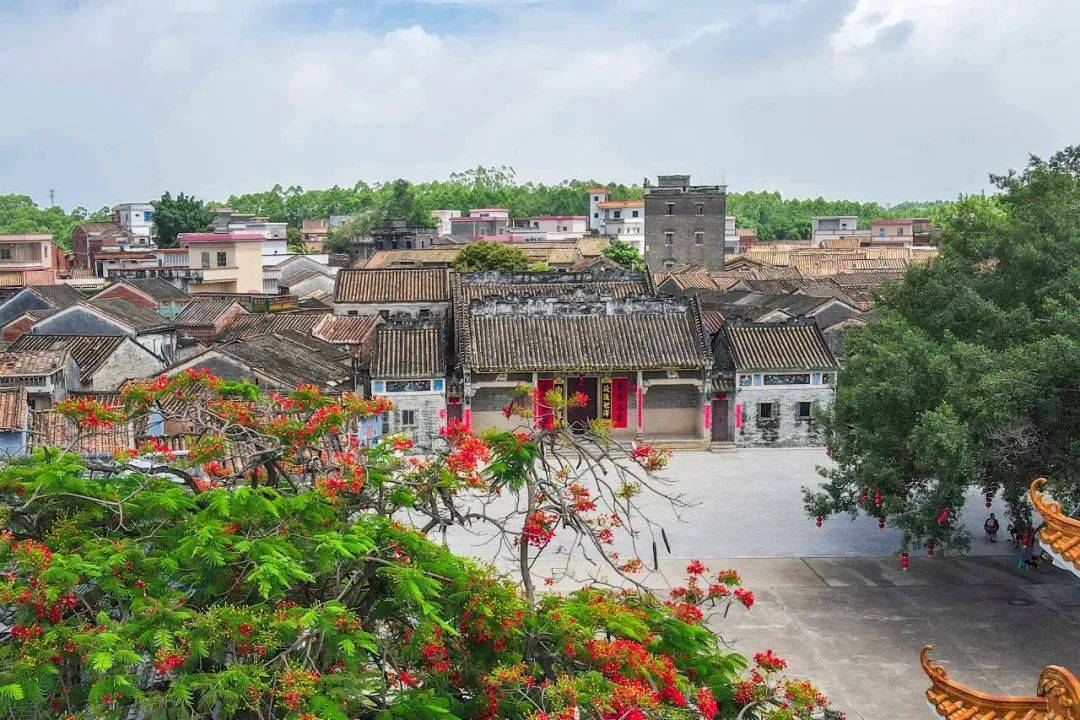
xmin=2 ymin=165 xmax=957 ymax=249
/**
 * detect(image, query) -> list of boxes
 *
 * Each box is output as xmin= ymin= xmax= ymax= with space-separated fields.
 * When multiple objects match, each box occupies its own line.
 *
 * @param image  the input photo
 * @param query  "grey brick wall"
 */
xmin=733 ymin=386 xmax=833 ymax=447
xmin=644 ymin=189 xmax=727 ymax=271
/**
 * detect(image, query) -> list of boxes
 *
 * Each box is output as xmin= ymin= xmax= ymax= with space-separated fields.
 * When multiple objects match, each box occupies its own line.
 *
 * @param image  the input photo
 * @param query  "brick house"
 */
xmin=643 ymin=175 xmax=727 ymax=272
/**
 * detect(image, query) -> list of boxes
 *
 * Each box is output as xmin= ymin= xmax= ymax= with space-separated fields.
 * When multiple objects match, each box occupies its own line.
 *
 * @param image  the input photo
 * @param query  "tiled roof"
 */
xmin=574 ymin=237 xmax=610 ymax=257
xmin=117 ymin=278 xmax=191 ymax=303
xmin=465 ymin=295 xmax=708 ymax=373
xmin=313 ymin=315 xmax=382 ymax=345
xmin=372 ymin=322 xmax=445 ymax=378
xmin=76 ymin=222 xmax=118 ymax=235
xmin=0 ymin=387 xmax=28 ymax=431
xmin=453 ymin=269 xmax=652 ymax=306
xmin=28 ymin=284 xmax=86 ymax=309
xmin=723 ymin=321 xmax=837 ymax=370
xmin=8 ymin=335 xmax=133 ymax=379
xmin=87 ymin=298 xmax=173 ymax=332
xmin=1031 ymin=478 xmax=1080 ymax=578
xmin=831 ymin=271 xmax=905 ymax=287
xmin=216 ymin=334 xmax=351 ymax=390
xmin=0 ymin=349 xmax=69 ymax=376
xmin=215 ymin=312 xmax=327 ymax=343
xmin=921 ymin=645 xmax=1077 ymax=720
xmin=174 ymin=298 xmax=245 ymax=327
xmin=29 ymin=410 xmax=136 ymax=457
xmin=335 ymin=269 xmax=449 ymax=304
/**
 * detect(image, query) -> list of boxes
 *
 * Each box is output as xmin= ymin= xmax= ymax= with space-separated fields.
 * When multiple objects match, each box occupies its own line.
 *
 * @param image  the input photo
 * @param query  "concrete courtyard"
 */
xmin=440 ymin=448 xmax=1080 ymax=720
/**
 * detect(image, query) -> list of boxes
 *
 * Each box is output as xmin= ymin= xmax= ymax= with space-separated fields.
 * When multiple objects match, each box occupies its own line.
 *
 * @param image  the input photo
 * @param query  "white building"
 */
xmin=810 ymin=216 xmax=870 ymax=247
xmin=587 ymin=187 xmax=645 ymax=254
xmin=113 ymin=203 xmax=156 ymax=242
xmin=430 ymin=209 xmax=462 ymax=236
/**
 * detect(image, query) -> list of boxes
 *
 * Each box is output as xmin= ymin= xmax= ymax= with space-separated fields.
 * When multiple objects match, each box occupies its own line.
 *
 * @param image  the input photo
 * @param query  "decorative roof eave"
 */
xmin=1031 ymin=478 xmax=1080 ymax=579
xmin=921 ymin=645 xmax=1079 ymax=720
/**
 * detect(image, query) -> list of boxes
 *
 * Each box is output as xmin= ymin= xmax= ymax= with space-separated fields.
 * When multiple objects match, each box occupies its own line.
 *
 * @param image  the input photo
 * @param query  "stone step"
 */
xmin=709 ymin=441 xmax=738 ymax=453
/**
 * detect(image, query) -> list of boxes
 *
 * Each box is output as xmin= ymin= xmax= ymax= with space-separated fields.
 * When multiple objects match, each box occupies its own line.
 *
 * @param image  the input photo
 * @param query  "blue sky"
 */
xmin=1 ymin=0 xmax=1078 ymax=210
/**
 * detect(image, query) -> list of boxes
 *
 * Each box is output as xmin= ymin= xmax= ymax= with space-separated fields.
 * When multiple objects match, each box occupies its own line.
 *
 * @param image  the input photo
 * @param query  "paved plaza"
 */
xmin=441 ymin=448 xmax=1080 ymax=720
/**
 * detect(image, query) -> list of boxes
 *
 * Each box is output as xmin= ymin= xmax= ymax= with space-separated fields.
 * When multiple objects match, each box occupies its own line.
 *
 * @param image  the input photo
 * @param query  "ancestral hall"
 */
xmin=458 ymin=289 xmax=711 ymax=446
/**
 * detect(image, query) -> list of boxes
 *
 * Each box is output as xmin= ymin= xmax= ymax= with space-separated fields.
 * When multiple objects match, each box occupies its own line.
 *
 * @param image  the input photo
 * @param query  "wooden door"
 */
xmin=711 ymin=395 xmax=729 ymax=441
xmin=566 ymin=377 xmax=598 ymax=432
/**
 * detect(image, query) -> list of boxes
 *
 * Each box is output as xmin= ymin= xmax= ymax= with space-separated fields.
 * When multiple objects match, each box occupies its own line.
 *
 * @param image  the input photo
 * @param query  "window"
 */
xmin=593 ymin=196 xmax=599 ymax=202
xmin=400 ymin=410 xmax=417 ymax=428
xmin=764 ymin=373 xmax=811 ymax=385
xmin=878 ymin=228 xmax=886 ymax=237
xmin=694 ymin=231 xmax=704 ymax=245
xmin=758 ymin=402 xmax=775 ymax=419
xmin=738 ymin=374 xmax=751 ymax=387
xmin=43 ymin=245 xmax=48 ymax=257
xmin=821 ymin=373 xmax=833 ymax=384
xmin=696 ymin=203 xmax=704 ymax=215
xmin=632 ymin=210 xmax=639 ymax=218
xmin=797 ymin=402 xmax=813 ymax=420
xmin=0 ymin=247 xmax=10 ymax=260
xmin=664 ymin=231 xmax=674 ymax=246
xmin=144 ymin=211 xmax=154 ymax=222
xmin=613 ymin=210 xmax=621 ymax=219
xmin=386 ymin=380 xmax=432 ymax=393
xmin=593 ymin=212 xmax=599 ymax=218
xmin=666 ymin=203 xmax=675 ymax=215
xmin=216 ymin=251 xmax=227 ymax=267
xmin=200 ymin=252 xmax=210 ymax=268
xmin=896 ymin=227 xmax=904 ymax=236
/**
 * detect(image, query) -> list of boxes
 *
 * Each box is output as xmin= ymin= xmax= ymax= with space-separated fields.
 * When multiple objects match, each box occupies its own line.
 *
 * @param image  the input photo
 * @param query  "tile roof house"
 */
xmin=167 ymin=332 xmax=353 ymax=391
xmin=29 ymin=298 xmax=178 ymax=362
xmin=29 ymin=410 xmax=137 ymax=459
xmin=91 ymin=278 xmax=192 ymax=313
xmin=173 ymin=298 xmax=248 ymax=344
xmin=712 ymin=319 xmax=838 ymax=448
xmin=1 ymin=308 xmax=57 ymax=343
xmin=0 ymin=284 xmax=87 ymax=330
xmin=370 ymin=320 xmax=448 ymax=449
xmin=0 ymin=349 xmax=79 ymax=410
xmin=334 ymin=268 xmax=451 ymax=318
xmin=8 ymin=334 xmax=165 ymax=391
xmin=0 ymin=386 xmax=29 ymax=457
xmin=460 ymin=292 xmax=710 ymax=446
xmin=215 ymin=311 xmax=327 ymax=343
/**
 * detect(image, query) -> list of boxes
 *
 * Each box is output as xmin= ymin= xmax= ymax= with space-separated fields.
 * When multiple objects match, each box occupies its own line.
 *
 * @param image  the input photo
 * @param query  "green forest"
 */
xmin=1 ymin=165 xmax=960 ymax=249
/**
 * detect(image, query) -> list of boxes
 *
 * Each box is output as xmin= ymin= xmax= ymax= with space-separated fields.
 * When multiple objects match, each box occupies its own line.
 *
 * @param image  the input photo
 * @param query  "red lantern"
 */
xmin=873 ymin=490 xmax=883 ymax=506
xmin=900 ymin=552 xmax=910 ymax=571
xmin=927 ymin=542 xmax=935 ymax=557
xmin=816 ymin=516 xmax=823 ymax=528
xmin=984 ymin=493 xmax=992 ymax=509
xmin=937 ymin=508 xmax=950 ymax=525
xmin=878 ymin=518 xmax=885 ymax=531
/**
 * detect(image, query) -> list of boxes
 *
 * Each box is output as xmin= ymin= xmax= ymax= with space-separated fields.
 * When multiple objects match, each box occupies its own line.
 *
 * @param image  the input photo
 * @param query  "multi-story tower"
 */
xmin=643 ymin=175 xmax=727 ymax=271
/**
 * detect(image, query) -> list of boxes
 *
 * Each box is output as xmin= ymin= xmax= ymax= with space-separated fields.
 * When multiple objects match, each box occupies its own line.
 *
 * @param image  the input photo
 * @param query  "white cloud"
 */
xmin=0 ymin=0 xmax=1078 ymax=208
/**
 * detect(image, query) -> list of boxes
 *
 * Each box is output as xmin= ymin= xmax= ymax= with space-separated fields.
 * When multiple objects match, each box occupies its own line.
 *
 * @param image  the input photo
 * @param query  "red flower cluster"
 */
xmin=629 ymin=443 xmax=672 ymax=471
xmin=696 ymin=686 xmax=719 ymax=719
xmin=567 ymin=482 xmax=597 ymax=513
xmin=55 ymin=397 xmax=121 ymax=429
xmin=520 ymin=510 xmax=558 ymax=548
xmin=734 ymin=588 xmax=755 ymax=608
xmin=754 ymin=649 xmax=787 ymax=672
xmin=153 ymin=649 xmax=186 ymax=675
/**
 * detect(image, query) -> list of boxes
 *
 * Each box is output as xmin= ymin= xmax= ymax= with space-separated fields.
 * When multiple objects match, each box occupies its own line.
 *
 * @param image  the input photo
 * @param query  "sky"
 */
xmin=1 ymin=0 xmax=1078 ymax=210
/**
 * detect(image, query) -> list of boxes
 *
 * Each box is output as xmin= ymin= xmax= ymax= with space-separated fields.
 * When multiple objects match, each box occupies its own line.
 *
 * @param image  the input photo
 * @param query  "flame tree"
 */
xmin=0 ymin=371 xmax=834 ymax=719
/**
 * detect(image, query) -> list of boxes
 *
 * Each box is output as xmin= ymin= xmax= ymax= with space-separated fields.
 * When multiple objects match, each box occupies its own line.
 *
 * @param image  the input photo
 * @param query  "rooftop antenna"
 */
xmin=49 ymin=188 xmax=55 ymax=206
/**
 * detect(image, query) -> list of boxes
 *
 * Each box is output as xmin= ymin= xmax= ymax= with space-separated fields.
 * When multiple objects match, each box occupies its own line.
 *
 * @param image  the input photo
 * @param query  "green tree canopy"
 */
xmin=601 ymin=240 xmax=646 ymax=271
xmin=805 ymin=147 xmax=1080 ymax=554
xmin=452 ymin=241 xmax=530 ymax=272
xmin=0 ymin=373 xmax=833 ymax=720
xmin=0 ymin=194 xmax=110 ymax=250
xmin=152 ymin=192 xmax=213 ymax=247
